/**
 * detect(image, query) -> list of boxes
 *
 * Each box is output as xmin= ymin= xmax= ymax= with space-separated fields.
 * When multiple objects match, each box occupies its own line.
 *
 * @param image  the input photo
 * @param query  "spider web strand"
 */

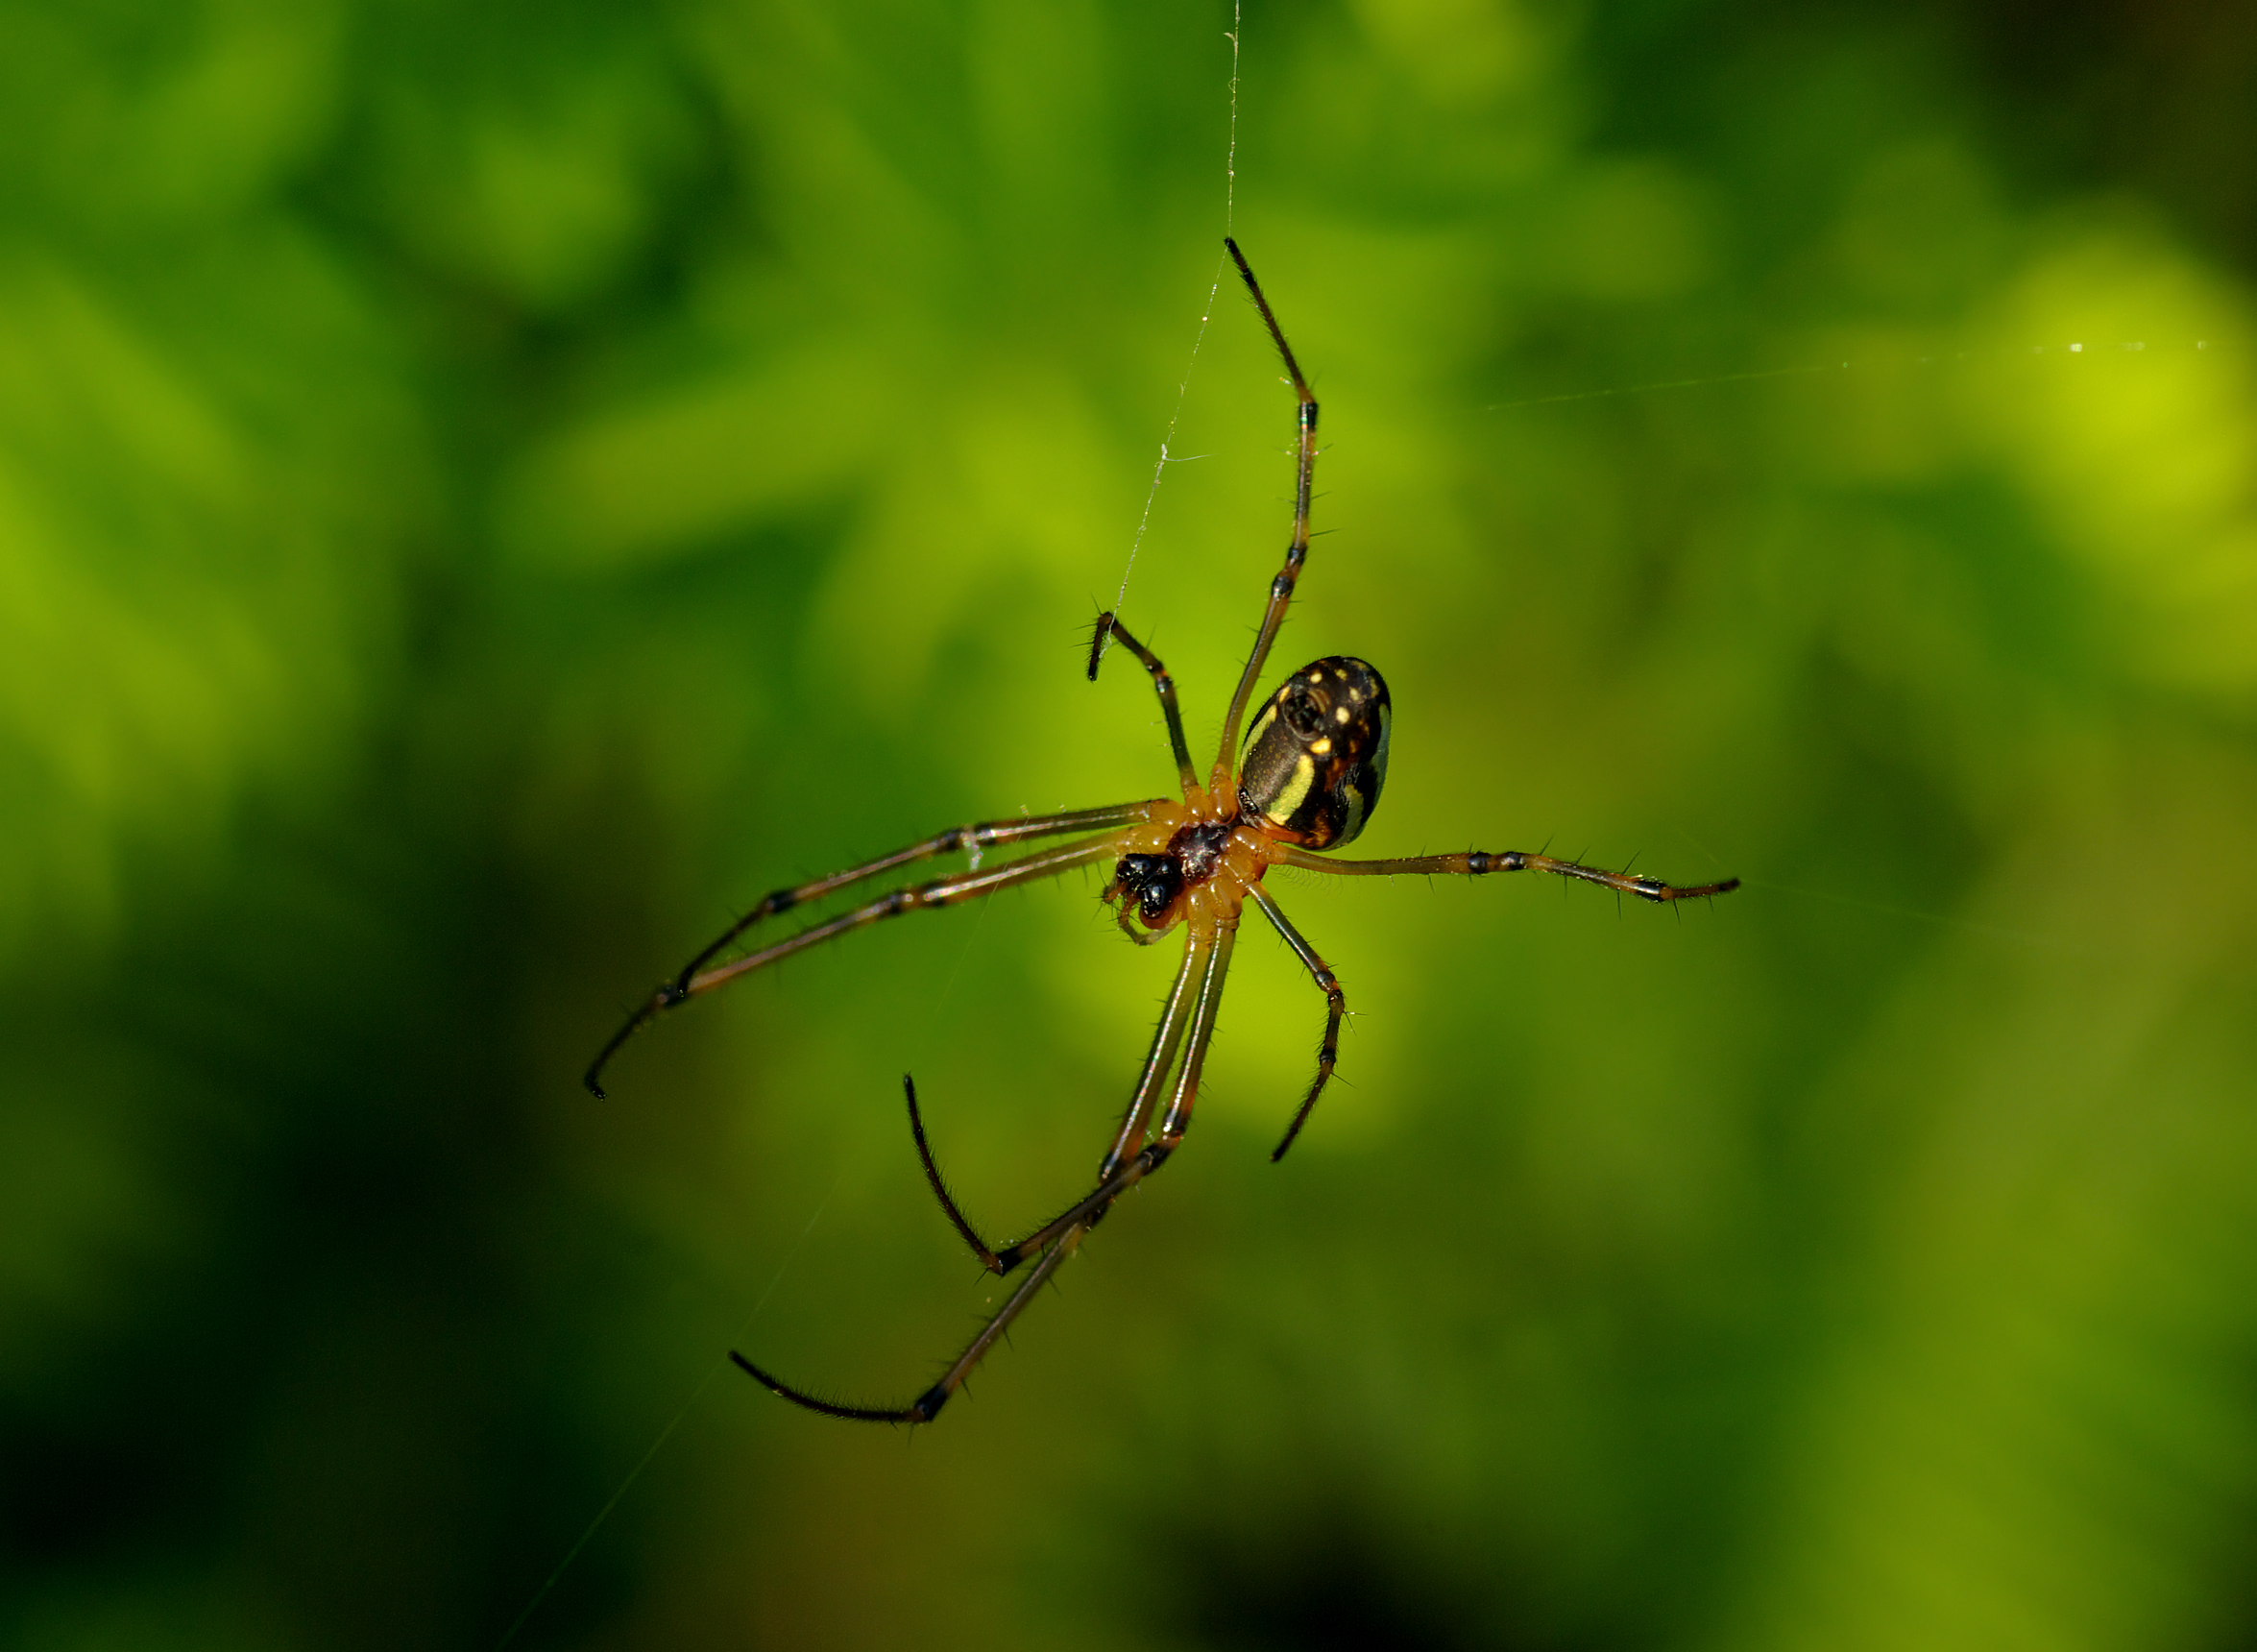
xmin=1103 ymin=1 xmax=1242 ymax=647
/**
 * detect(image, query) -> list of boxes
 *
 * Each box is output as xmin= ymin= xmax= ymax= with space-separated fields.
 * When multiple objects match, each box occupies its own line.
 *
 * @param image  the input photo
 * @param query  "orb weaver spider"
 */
xmin=585 ymin=239 xmax=1739 ymax=1423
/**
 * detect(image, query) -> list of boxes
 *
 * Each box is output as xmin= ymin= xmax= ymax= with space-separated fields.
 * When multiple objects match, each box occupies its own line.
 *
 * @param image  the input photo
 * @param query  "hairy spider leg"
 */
xmin=585 ymin=814 xmax=1149 ymax=1096
xmin=1087 ymin=613 xmax=1201 ymax=799
xmin=1278 ymin=844 xmax=1742 ymax=903
xmin=903 ymin=1074 xmax=1001 ymax=1272
xmin=734 ymin=922 xmax=1239 ymax=1424
xmin=683 ymin=838 xmax=1125 ymax=1002
xmin=904 ymin=924 xmax=1212 ymax=1275
xmin=755 ymin=935 xmax=1220 ymax=1418
xmin=1213 ymin=237 xmax=1319 ymax=791
xmin=587 ymin=803 xmax=1146 ymax=1096
xmin=961 ymin=923 xmax=1236 ymax=1275
xmin=1098 ymin=926 xmax=1212 ymax=1178
xmin=731 ymin=1230 xmax=1081 ymax=1425
xmin=1244 ymin=884 xmax=1347 ymax=1162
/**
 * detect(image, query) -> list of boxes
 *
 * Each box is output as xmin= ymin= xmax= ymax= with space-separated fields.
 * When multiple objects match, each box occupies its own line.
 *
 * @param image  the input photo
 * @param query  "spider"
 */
xmin=584 ymin=239 xmax=1739 ymax=1423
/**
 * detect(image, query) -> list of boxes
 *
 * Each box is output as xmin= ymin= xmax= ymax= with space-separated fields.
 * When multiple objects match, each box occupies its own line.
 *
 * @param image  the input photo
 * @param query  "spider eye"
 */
xmin=1236 ymin=656 xmax=1392 ymax=849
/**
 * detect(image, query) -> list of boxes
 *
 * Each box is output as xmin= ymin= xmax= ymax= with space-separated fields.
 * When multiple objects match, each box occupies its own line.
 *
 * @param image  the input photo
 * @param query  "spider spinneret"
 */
xmin=585 ymin=236 xmax=1739 ymax=1425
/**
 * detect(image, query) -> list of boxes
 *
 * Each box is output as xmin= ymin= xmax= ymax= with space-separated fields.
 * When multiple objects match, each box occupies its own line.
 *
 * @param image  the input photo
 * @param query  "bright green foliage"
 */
xmin=5 ymin=2 xmax=2257 ymax=1649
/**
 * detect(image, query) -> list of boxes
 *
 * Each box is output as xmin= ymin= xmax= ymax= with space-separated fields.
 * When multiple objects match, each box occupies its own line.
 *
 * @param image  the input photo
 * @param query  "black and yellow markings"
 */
xmin=1234 ymin=654 xmax=1393 ymax=849
xmin=1262 ymin=754 xmax=1319 ymax=829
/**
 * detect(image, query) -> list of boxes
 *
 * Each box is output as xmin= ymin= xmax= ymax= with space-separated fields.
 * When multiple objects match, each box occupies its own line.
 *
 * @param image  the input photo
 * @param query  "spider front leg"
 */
xmin=950 ymin=924 xmax=1234 ymax=1275
xmin=1245 ymin=885 xmax=1346 ymax=1162
xmin=735 ymin=923 xmax=1237 ymax=1424
xmin=903 ymin=926 xmax=1210 ymax=1276
xmin=585 ymin=814 xmax=1145 ymax=1096
xmin=1280 ymin=844 xmax=1741 ymax=903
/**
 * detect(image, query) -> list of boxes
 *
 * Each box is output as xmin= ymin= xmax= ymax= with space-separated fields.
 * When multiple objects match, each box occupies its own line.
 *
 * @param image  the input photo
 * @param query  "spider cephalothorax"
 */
xmin=1100 ymin=803 xmax=1269 ymax=935
xmin=586 ymin=237 xmax=1739 ymax=1425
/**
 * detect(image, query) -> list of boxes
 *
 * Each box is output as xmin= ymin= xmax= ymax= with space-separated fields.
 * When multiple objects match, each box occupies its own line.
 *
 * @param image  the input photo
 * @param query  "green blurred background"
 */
xmin=7 ymin=0 xmax=2257 ymax=1646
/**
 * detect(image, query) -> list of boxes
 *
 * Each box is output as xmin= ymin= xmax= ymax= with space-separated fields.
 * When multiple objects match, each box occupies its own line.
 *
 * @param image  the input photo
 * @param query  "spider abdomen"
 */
xmin=1238 ymin=656 xmax=1392 ymax=850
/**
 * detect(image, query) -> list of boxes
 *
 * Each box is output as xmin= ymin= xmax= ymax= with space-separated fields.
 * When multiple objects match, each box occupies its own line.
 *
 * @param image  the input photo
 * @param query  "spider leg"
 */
xmin=1244 ymin=885 xmax=1346 ymax=1162
xmin=983 ymin=922 xmax=1234 ymax=1273
xmin=1099 ymin=928 xmax=1208 ymax=1179
xmin=904 ymin=930 xmax=1206 ymax=1275
xmin=1212 ymin=238 xmax=1318 ymax=788
xmin=1089 ymin=613 xmax=1200 ymax=798
xmin=586 ymin=822 xmax=1142 ymax=1096
xmin=903 ymin=1075 xmax=1002 ymax=1270
xmin=1278 ymin=843 xmax=1741 ymax=903
xmin=730 ymin=1231 xmax=1078 ymax=1424
xmin=731 ymin=921 xmax=1237 ymax=1424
